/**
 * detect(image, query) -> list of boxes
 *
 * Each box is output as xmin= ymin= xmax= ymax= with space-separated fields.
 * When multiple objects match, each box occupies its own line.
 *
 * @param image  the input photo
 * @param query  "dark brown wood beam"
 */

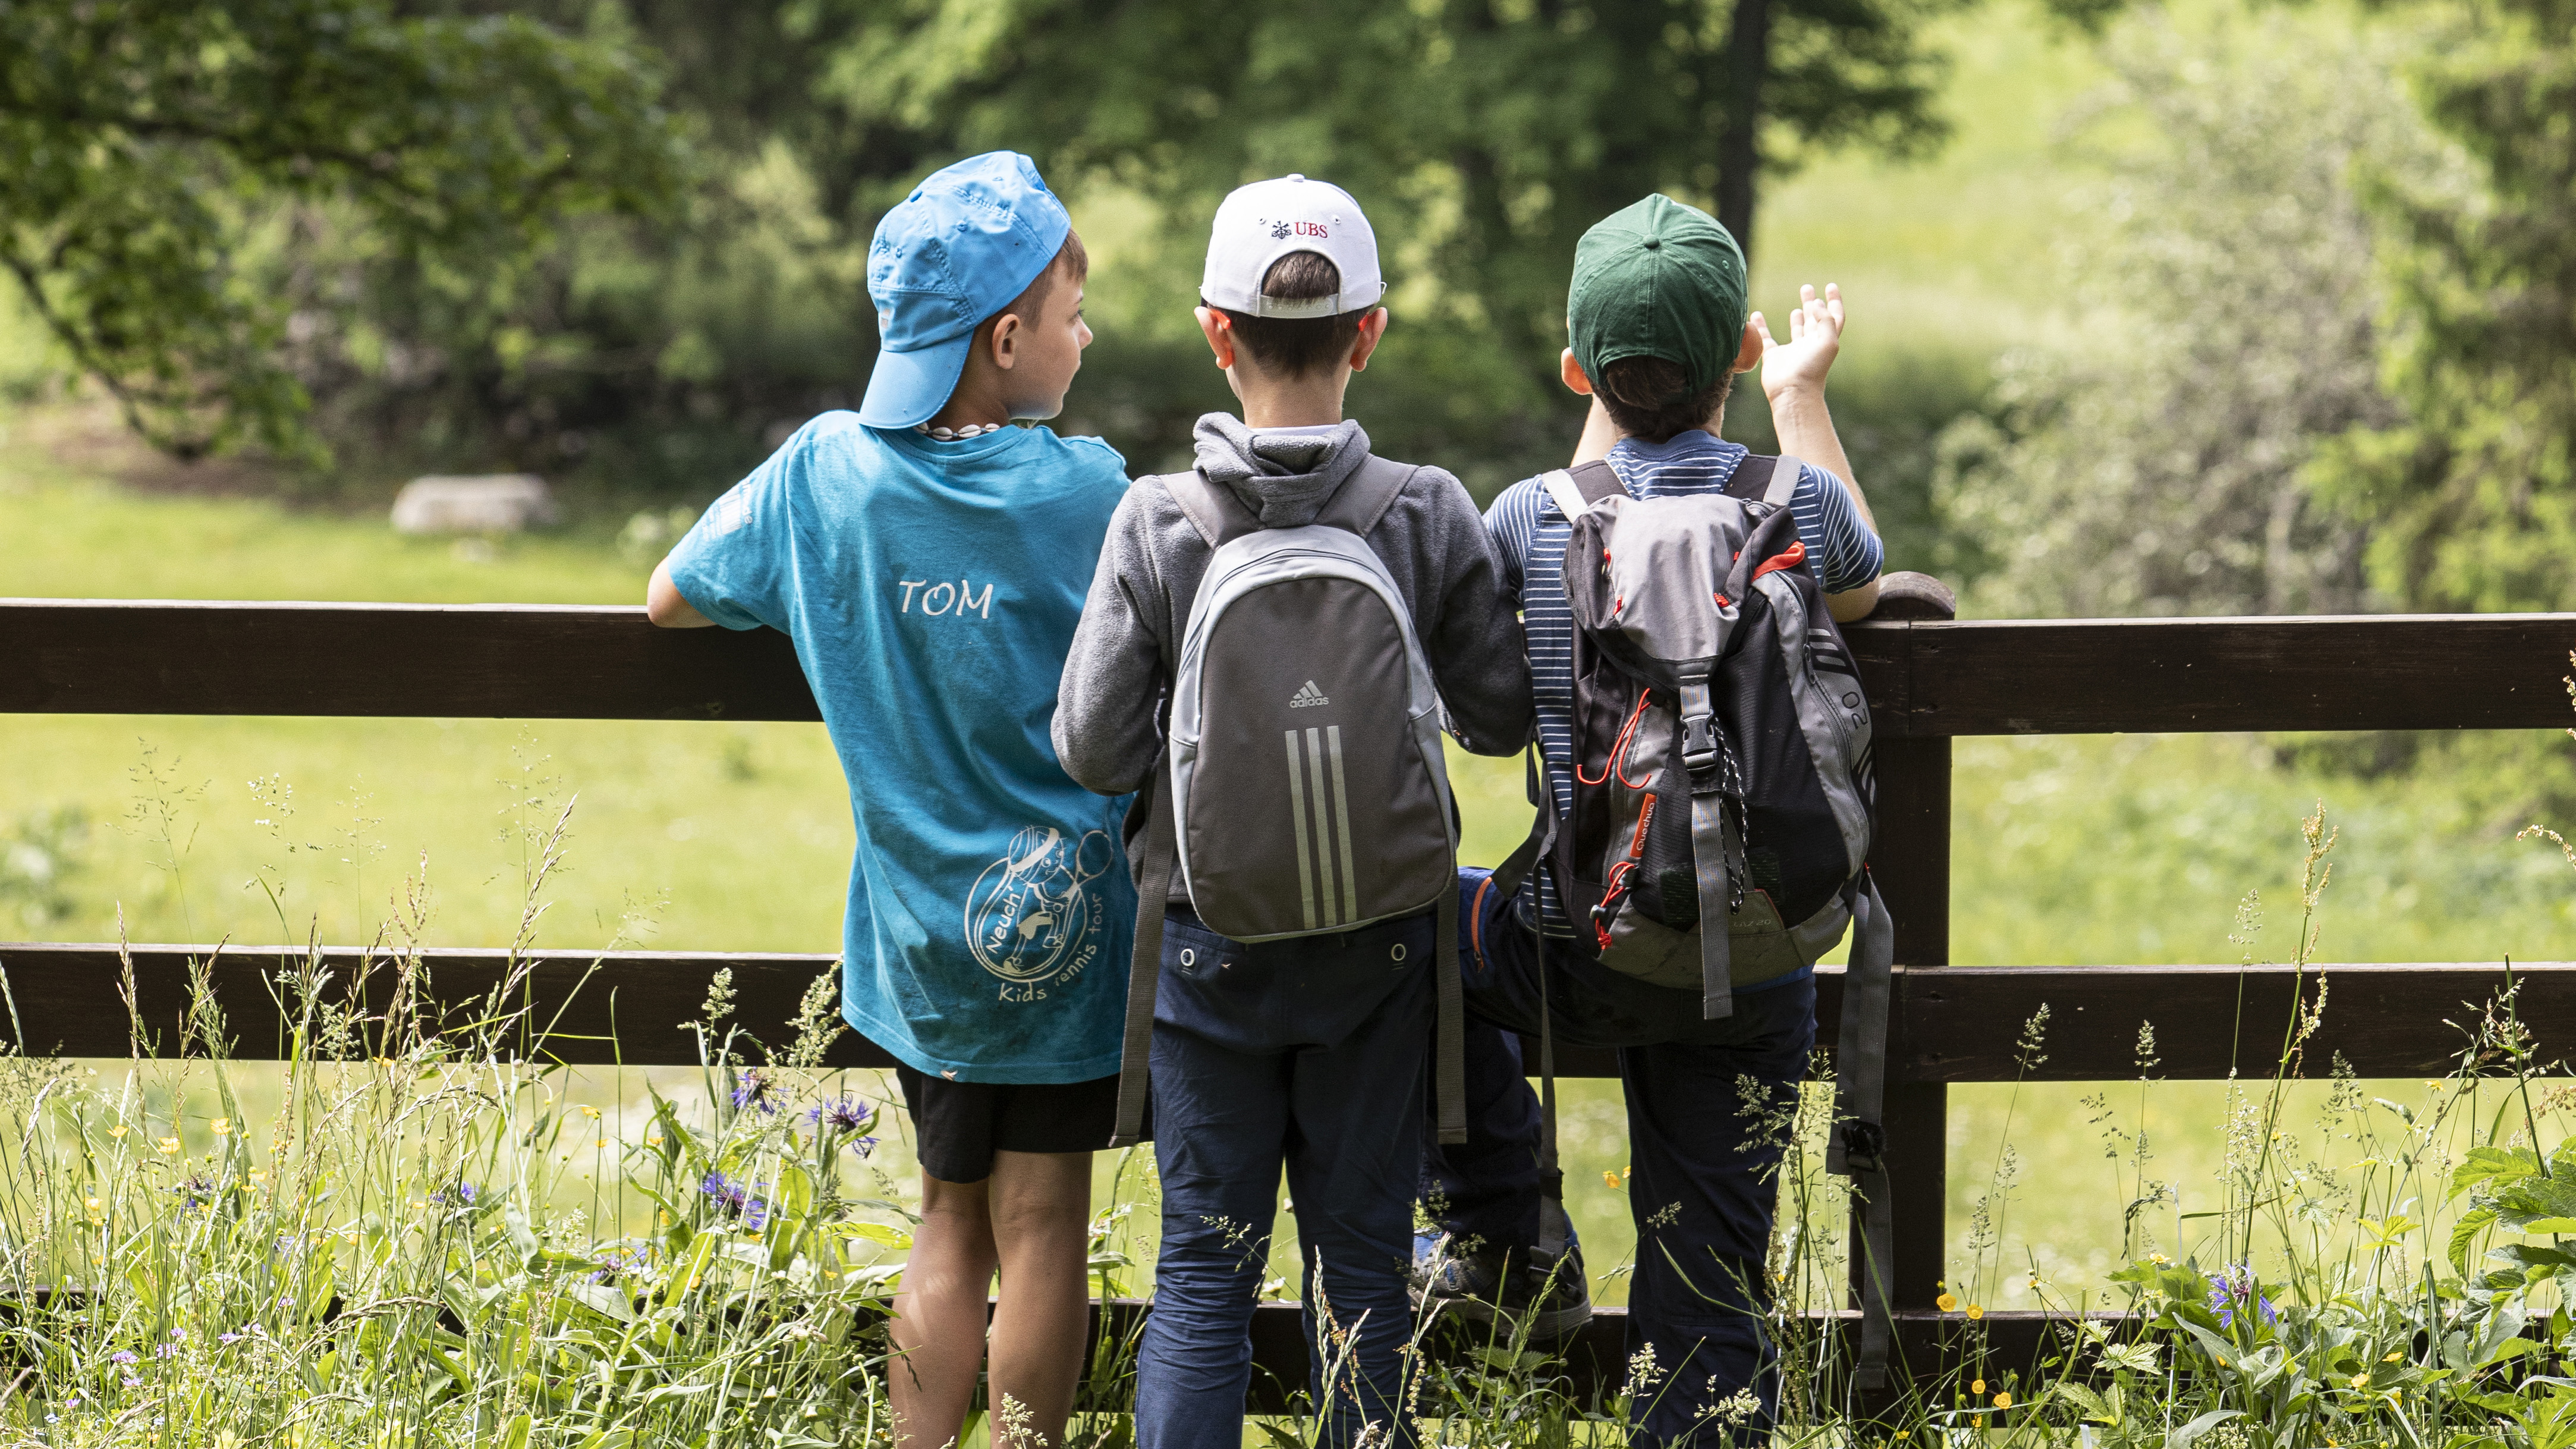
xmin=1 ymin=944 xmax=2557 ymax=1080
xmin=13 ymin=599 xmax=2576 ymax=736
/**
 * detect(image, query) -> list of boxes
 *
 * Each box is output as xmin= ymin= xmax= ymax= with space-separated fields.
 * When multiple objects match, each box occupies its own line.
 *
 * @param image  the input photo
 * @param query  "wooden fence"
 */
xmin=8 ymin=576 xmax=2576 ymax=1401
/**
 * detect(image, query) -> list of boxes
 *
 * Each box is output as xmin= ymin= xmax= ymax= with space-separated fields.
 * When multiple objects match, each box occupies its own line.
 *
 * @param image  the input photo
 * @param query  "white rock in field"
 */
xmin=390 ymin=474 xmax=558 ymax=534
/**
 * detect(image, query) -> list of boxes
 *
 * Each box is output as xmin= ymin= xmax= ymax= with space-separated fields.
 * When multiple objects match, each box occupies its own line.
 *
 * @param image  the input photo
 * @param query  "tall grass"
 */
xmin=6 ymin=759 xmax=2576 ymax=1447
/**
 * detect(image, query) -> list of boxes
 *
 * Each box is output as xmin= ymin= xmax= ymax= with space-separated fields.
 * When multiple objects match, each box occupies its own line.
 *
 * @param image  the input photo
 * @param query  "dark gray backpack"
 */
xmin=1108 ymin=456 xmax=1468 ymax=1148
xmin=1490 ymin=454 xmax=1901 ymax=1385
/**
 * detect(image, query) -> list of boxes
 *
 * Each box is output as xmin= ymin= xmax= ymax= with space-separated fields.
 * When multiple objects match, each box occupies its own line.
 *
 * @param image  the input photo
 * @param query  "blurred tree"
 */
xmin=0 ymin=0 xmax=686 ymax=459
xmin=2311 ymin=0 xmax=2576 ymax=611
xmin=1935 ymin=12 xmax=2435 ymax=617
xmin=809 ymin=0 xmax=1976 ymax=457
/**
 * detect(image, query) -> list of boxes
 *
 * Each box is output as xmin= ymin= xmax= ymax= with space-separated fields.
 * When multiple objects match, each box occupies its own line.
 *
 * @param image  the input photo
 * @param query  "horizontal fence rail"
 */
xmin=11 ymin=591 xmax=2576 ymax=1407
xmin=0 ymin=945 xmax=2553 ymax=1080
xmin=11 ymin=598 xmax=2576 ymax=734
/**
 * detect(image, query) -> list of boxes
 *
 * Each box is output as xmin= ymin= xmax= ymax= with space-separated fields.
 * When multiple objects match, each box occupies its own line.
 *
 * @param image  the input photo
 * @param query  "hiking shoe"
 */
xmin=1409 ymin=1231 xmax=1593 ymax=1340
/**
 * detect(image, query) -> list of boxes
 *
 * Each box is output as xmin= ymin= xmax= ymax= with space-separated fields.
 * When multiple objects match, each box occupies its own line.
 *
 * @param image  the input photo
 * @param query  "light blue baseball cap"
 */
xmin=858 ymin=152 xmax=1073 ymax=430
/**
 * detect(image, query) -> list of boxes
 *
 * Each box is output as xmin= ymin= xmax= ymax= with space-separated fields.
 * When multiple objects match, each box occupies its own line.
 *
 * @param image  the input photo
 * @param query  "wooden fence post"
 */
xmin=1859 ymin=574 xmax=1955 ymax=1315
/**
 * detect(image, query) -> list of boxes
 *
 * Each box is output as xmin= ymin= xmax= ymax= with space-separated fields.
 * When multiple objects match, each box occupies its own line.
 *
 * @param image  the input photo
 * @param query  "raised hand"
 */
xmin=1753 ymin=282 xmax=1844 ymax=403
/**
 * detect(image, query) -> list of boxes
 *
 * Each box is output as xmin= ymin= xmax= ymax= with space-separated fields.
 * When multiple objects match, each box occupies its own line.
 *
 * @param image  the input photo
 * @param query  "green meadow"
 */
xmin=5 ymin=0 xmax=2566 ymax=1311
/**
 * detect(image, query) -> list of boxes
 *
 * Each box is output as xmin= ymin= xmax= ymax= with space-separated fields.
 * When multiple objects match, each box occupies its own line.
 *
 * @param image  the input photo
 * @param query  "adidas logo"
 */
xmin=1288 ymin=680 xmax=1330 ymax=709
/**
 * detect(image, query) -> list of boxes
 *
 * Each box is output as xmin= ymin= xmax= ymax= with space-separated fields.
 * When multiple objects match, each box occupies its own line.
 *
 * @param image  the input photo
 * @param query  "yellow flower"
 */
xmin=1972 ymin=1379 xmax=1986 ymax=1394
xmin=1604 ymin=1170 xmax=1623 ymax=1190
xmin=212 ymin=1118 xmax=231 ymax=1136
xmin=2383 ymin=1351 xmax=2402 ymax=1362
xmin=1936 ymin=1291 xmax=1959 ymax=1312
xmin=108 ymin=1124 xmax=128 ymax=1139
xmin=84 ymin=1197 xmax=100 ymax=1210
xmin=250 ymin=1170 xmax=266 ymax=1183
xmin=157 ymin=1136 xmax=181 ymax=1155
xmin=580 ymin=1105 xmax=600 ymax=1120
xmin=1992 ymin=1393 xmax=2012 ymax=1409
xmin=596 ymin=1139 xmax=611 ymax=1150
xmin=647 ymin=1134 xmax=665 ymax=1148
xmin=1965 ymin=1303 xmax=1984 ymax=1321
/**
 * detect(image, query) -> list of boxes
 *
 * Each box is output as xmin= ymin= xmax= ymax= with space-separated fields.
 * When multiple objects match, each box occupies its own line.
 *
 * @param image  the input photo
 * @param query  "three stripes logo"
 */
xmin=1288 ymin=680 xmax=1330 ymax=709
xmin=1283 ymin=725 xmax=1361 ymax=930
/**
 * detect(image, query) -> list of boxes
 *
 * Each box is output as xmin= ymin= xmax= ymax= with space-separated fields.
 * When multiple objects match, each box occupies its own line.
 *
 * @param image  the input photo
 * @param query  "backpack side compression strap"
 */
xmin=1830 ymin=873 xmax=1898 ymax=1389
xmin=1108 ymin=770 xmax=1177 ymax=1149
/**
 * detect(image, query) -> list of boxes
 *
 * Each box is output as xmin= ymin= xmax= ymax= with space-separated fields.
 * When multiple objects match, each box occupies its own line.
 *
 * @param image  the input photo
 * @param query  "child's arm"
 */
xmin=1755 ymin=282 xmax=1882 ymax=622
xmin=646 ymin=557 xmax=715 ymax=628
xmin=1053 ymin=495 xmax=1166 ymax=797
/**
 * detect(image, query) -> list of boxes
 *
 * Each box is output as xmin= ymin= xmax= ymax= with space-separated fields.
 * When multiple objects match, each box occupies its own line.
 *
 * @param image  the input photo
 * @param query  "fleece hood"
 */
xmin=1190 ymin=413 xmax=1373 ymax=529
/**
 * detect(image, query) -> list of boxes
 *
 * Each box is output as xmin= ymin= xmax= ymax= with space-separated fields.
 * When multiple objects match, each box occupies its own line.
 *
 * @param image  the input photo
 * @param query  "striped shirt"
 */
xmin=1484 ymin=429 xmax=1883 ymax=935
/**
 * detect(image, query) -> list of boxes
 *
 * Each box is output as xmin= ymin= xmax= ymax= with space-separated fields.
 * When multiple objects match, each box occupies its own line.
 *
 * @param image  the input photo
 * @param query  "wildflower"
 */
xmin=1936 ymin=1291 xmax=1959 ymax=1312
xmin=1605 ymin=1170 xmax=1623 ymax=1190
xmin=212 ymin=1118 xmax=231 ymax=1136
xmin=1972 ymin=1379 xmax=1984 ymax=1394
xmin=2383 ymin=1351 xmax=2402 ymax=1362
xmin=152 ymin=1343 xmax=178 ymax=1360
xmin=109 ymin=1352 xmax=137 ymax=1366
xmin=1965 ymin=1304 xmax=1984 ymax=1321
xmin=731 ymin=1069 xmax=779 ymax=1115
xmin=700 ymin=1171 xmax=772 ymax=1231
xmin=108 ymin=1125 xmax=127 ymax=1139
xmin=249 ymin=1170 xmax=265 ymax=1184
xmin=2350 ymin=1373 xmax=2369 ymax=1389
xmin=157 ymin=1137 xmax=180 ymax=1155
xmin=219 ymin=1332 xmax=243 ymax=1346
xmin=84 ymin=1196 xmax=100 ymax=1211
xmin=429 ymin=1182 xmax=479 ymax=1208
xmin=1992 ymin=1393 xmax=2011 ymax=1409
xmin=2206 ymin=1263 xmax=2277 ymax=1329
xmin=2149 ymin=1252 xmax=2172 ymax=1265
xmin=580 ymin=1105 xmax=601 ymax=1120
xmin=647 ymin=1134 xmax=665 ymax=1148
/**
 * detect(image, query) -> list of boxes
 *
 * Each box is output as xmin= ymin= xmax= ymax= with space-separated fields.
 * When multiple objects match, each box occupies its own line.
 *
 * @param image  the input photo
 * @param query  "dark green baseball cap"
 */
xmin=1568 ymin=194 xmax=1748 ymax=404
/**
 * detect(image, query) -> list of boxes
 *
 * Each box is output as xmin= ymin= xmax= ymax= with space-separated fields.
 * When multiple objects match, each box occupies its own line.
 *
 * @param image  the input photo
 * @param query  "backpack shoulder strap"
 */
xmin=1539 ymin=457 xmax=1625 ymax=520
xmin=1725 ymin=453 xmax=1806 ymax=508
xmin=1314 ymin=454 xmax=1417 ymax=538
xmin=1162 ymin=469 xmax=1263 ymax=548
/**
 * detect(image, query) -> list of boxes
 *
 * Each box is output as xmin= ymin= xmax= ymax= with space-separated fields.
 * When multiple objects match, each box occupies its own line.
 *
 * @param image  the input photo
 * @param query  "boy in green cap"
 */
xmin=1416 ymin=193 xmax=1882 ymax=1445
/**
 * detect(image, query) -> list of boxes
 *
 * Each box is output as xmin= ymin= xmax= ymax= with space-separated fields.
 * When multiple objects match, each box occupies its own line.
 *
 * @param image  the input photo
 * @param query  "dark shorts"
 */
xmin=892 ymin=1061 xmax=1120 ymax=1184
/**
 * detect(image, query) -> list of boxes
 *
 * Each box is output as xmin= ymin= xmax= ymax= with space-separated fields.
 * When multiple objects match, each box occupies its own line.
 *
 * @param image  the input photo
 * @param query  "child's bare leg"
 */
xmin=889 ymin=1173 xmax=998 ymax=1449
xmin=986 ymin=1149 xmax=1095 ymax=1449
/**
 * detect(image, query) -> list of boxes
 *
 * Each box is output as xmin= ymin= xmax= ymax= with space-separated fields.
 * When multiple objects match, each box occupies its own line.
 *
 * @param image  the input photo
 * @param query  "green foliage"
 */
xmin=1937 ymin=8 xmax=2436 ymax=617
xmin=0 ymin=0 xmax=688 ymax=461
xmin=2308 ymin=0 xmax=2576 ymax=611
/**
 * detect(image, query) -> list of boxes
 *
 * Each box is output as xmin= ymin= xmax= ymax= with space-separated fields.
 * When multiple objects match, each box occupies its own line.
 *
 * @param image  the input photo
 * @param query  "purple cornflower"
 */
xmin=2207 ymin=1263 xmax=2277 ymax=1330
xmin=108 ymin=1351 xmax=136 ymax=1366
xmin=429 ymin=1181 xmax=478 ymax=1207
xmin=807 ymin=1096 xmax=880 ymax=1155
xmin=731 ymin=1069 xmax=779 ymax=1115
xmin=699 ymin=1171 xmax=770 ymax=1231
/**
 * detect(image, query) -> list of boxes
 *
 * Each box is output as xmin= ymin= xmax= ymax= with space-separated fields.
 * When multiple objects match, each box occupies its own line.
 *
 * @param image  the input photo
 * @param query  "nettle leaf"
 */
xmin=2454 ymin=1206 xmax=2502 ymax=1275
xmin=2496 ymin=1174 xmax=2576 ymax=1232
xmin=2455 ymin=1146 xmax=2543 ymax=1199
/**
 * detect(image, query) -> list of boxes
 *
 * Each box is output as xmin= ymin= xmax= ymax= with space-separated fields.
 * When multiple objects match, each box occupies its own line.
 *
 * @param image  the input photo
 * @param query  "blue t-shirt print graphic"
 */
xmin=967 ymin=823 xmax=1121 ymax=999
xmin=667 ymin=412 xmax=1136 ymax=1084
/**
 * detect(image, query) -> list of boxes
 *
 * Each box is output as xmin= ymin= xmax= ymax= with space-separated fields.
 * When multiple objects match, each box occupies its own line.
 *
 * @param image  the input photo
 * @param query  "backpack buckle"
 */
xmin=1679 ymin=712 xmax=1721 ymax=774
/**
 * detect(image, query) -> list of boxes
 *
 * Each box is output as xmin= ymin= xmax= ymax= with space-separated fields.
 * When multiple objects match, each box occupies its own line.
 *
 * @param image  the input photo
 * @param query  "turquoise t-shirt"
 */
xmin=668 ymin=413 xmax=1136 ymax=1083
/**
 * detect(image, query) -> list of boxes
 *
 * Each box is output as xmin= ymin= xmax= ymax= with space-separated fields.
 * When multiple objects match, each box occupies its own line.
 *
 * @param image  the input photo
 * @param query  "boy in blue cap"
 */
xmin=646 ymin=152 xmax=1130 ymax=1449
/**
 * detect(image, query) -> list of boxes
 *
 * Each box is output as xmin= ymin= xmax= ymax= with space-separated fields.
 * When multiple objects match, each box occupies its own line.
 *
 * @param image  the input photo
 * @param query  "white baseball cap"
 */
xmin=1200 ymin=174 xmax=1386 ymax=319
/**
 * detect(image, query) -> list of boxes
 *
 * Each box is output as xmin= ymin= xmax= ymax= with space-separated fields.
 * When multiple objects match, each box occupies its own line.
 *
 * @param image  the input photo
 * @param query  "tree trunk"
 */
xmin=1717 ymin=0 xmax=1773 ymax=260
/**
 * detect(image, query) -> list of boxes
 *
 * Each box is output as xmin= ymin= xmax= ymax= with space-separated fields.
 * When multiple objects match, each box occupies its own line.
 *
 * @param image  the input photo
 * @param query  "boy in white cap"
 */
xmin=645 ymin=151 xmax=1131 ymax=1449
xmin=1055 ymin=176 xmax=1533 ymax=1449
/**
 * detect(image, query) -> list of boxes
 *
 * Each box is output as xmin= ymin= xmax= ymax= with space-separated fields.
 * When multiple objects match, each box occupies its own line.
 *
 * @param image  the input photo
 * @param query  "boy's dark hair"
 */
xmin=1594 ymin=354 xmax=1731 ymax=445
xmin=1216 ymin=252 xmax=1370 ymax=377
xmin=980 ymin=231 xmax=1089 ymax=340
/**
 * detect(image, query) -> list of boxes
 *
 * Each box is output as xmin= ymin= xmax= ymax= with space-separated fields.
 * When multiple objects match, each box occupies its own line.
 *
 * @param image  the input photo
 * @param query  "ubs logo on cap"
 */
xmin=1263 ymin=219 xmax=1332 ymax=240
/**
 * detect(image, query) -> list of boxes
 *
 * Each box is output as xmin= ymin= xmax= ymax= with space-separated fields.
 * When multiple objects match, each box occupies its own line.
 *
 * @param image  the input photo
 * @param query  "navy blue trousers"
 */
xmin=1427 ymin=869 xmax=1816 ymax=1448
xmin=1136 ymin=904 xmax=1435 ymax=1449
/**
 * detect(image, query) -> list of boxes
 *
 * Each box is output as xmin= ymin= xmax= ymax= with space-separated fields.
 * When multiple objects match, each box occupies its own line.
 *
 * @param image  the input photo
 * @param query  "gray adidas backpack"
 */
xmin=1107 ymin=455 xmax=1468 ymax=1148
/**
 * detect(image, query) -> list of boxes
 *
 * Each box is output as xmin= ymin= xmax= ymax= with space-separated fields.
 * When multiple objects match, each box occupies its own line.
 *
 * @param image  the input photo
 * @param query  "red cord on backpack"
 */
xmin=1574 ymin=690 xmax=1657 ymax=790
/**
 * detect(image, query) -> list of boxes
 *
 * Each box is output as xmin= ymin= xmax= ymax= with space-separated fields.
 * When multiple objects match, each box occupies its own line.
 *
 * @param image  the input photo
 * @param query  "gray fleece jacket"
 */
xmin=1054 ymin=414 xmax=1534 ymax=855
